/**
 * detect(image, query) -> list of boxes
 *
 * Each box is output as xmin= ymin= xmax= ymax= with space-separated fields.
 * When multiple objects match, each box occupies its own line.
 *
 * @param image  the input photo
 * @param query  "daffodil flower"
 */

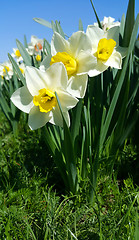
xmin=11 ymin=63 xmax=78 ymax=130
xmin=27 ymin=35 xmax=43 ymax=55
xmin=42 ymin=31 xmax=96 ymax=98
xmin=11 ymin=48 xmax=23 ymax=62
xmin=94 ymin=16 xmax=120 ymax=31
xmin=86 ymin=26 xmax=127 ymax=77
xmin=0 ymin=61 xmax=13 ymax=80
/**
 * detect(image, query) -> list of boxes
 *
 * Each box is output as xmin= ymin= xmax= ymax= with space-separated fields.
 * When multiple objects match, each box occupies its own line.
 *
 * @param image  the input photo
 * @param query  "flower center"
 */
xmin=50 ymin=52 xmax=77 ymax=76
xmin=36 ymin=54 xmax=41 ymax=62
xmin=3 ymin=66 xmax=10 ymax=73
xmin=34 ymin=43 xmax=43 ymax=52
xmin=33 ymin=88 xmax=57 ymax=113
xmin=15 ymin=49 xmax=21 ymax=57
xmin=97 ymin=38 xmax=116 ymax=61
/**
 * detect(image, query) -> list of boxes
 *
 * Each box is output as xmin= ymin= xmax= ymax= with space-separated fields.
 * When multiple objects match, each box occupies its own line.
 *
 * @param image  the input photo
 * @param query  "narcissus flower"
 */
xmin=94 ymin=16 xmax=120 ymax=31
xmin=27 ymin=35 xmax=43 ymax=55
xmin=86 ymin=26 xmax=127 ymax=77
xmin=0 ymin=61 xmax=13 ymax=80
xmin=42 ymin=31 xmax=96 ymax=98
xmin=11 ymin=48 xmax=23 ymax=62
xmin=11 ymin=63 xmax=78 ymax=130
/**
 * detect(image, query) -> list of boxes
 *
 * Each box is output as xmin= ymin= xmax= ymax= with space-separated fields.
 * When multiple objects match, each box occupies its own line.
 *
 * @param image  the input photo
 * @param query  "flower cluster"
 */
xmin=0 ymin=36 xmax=44 ymax=81
xmin=3 ymin=17 xmax=127 ymax=130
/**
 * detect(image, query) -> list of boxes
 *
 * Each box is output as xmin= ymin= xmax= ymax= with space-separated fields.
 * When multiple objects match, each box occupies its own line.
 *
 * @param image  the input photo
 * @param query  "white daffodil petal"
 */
xmin=86 ymin=25 xmax=104 ymax=49
xmin=105 ymin=26 xmax=120 ymax=46
xmin=67 ymin=74 xmax=88 ymax=98
xmin=104 ymin=51 xmax=122 ymax=69
xmin=25 ymin=66 xmax=48 ymax=96
xmin=116 ymin=46 xmax=128 ymax=58
xmin=77 ymin=50 xmax=97 ymax=74
xmin=88 ymin=61 xmax=108 ymax=77
xmin=56 ymin=89 xmax=79 ymax=111
xmin=28 ymin=106 xmax=51 ymax=130
xmin=11 ymin=86 xmax=33 ymax=113
xmin=69 ymin=31 xmax=92 ymax=58
xmin=26 ymin=63 xmax=68 ymax=95
xmin=50 ymin=106 xmax=70 ymax=127
xmin=51 ymin=32 xmax=70 ymax=55
xmin=103 ymin=16 xmax=115 ymax=25
xmin=31 ymin=35 xmax=39 ymax=45
xmin=44 ymin=62 xmax=68 ymax=90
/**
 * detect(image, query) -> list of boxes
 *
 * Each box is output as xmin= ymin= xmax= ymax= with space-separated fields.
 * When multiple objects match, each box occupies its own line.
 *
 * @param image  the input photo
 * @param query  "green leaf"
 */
xmin=42 ymin=125 xmax=68 ymax=187
xmin=33 ymin=17 xmax=52 ymax=29
xmin=51 ymin=20 xmax=57 ymax=32
xmin=0 ymin=91 xmax=11 ymax=121
xmin=122 ymin=0 xmax=135 ymax=47
xmin=99 ymin=13 xmax=139 ymax=154
xmin=79 ymin=19 xmax=83 ymax=31
xmin=24 ymin=34 xmax=28 ymax=48
xmin=43 ymin=39 xmax=51 ymax=55
xmin=48 ymin=125 xmax=62 ymax=151
xmin=42 ymin=126 xmax=57 ymax=156
xmin=0 ymin=76 xmax=3 ymax=89
xmin=120 ymin=13 xmax=125 ymax=39
xmin=12 ymin=72 xmax=20 ymax=90
xmin=8 ymin=53 xmax=26 ymax=85
xmin=55 ymin=92 xmax=78 ymax=194
xmin=71 ymin=99 xmax=82 ymax=143
xmin=90 ymin=0 xmax=102 ymax=29
xmin=55 ymin=20 xmax=65 ymax=38
xmin=16 ymin=39 xmax=32 ymax=66
xmin=80 ymin=126 xmax=88 ymax=179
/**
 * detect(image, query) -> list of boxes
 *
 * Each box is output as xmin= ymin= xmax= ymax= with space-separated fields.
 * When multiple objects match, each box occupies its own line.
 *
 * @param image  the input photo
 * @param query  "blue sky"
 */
xmin=0 ymin=0 xmax=138 ymax=62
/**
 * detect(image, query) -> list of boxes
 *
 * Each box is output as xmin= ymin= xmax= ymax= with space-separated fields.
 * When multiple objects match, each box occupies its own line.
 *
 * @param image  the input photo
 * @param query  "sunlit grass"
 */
xmin=0 ymin=111 xmax=138 ymax=239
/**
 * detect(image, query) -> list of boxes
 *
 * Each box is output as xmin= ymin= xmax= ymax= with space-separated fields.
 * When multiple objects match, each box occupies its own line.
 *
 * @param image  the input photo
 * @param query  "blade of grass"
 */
xmin=24 ymin=219 xmax=37 ymax=240
xmin=135 ymin=211 xmax=139 ymax=240
xmin=117 ymin=194 xmax=138 ymax=236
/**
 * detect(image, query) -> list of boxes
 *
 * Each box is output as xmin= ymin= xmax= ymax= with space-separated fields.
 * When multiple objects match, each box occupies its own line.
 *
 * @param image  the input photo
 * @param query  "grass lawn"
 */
xmin=0 ymin=110 xmax=139 ymax=240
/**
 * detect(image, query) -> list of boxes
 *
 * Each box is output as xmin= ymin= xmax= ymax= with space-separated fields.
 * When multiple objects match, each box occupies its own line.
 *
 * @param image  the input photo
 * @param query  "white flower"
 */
xmin=94 ymin=16 xmax=120 ymax=31
xmin=11 ymin=48 xmax=23 ymax=62
xmin=27 ymin=35 xmax=43 ymax=55
xmin=86 ymin=26 xmax=127 ymax=77
xmin=0 ymin=61 xmax=13 ymax=80
xmin=42 ymin=31 xmax=96 ymax=98
xmin=39 ymin=65 xmax=46 ymax=72
xmin=11 ymin=63 xmax=78 ymax=130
